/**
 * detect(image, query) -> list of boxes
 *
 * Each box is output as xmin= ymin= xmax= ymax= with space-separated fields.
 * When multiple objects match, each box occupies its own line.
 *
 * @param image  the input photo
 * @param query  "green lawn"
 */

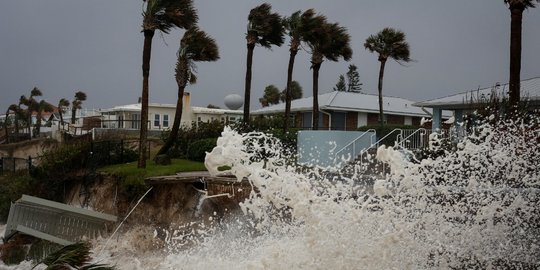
xmin=99 ymin=159 xmax=207 ymax=194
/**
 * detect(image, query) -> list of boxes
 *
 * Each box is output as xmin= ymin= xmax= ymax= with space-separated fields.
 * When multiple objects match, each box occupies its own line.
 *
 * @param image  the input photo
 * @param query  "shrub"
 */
xmin=161 ymin=121 xmax=224 ymax=158
xmin=187 ymin=138 xmax=217 ymax=162
xmin=0 ymin=173 xmax=34 ymax=222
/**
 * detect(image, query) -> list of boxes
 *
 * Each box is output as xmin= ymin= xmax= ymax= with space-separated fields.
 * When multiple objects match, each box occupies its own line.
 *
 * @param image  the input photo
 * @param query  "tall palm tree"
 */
xmin=504 ymin=0 xmax=538 ymax=106
xmin=139 ymin=0 xmax=198 ymax=168
xmin=243 ymin=3 xmax=285 ymax=124
xmin=156 ymin=27 xmax=220 ymax=157
xmin=71 ymin=91 xmax=87 ymax=124
xmin=364 ymin=27 xmax=411 ymax=126
xmin=57 ymin=98 xmax=70 ymax=130
xmin=18 ymin=95 xmax=30 ymax=135
xmin=282 ymin=9 xmax=319 ymax=131
xmin=35 ymin=100 xmax=54 ymax=136
xmin=304 ymin=19 xmax=352 ymax=130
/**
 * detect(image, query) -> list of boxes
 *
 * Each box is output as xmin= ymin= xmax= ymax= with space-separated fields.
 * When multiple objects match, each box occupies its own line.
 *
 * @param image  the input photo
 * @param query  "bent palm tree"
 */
xmin=139 ymin=0 xmax=198 ymax=168
xmin=504 ymin=0 xmax=538 ymax=106
xmin=282 ymin=9 xmax=318 ymax=131
xmin=364 ymin=27 xmax=411 ymax=126
xmin=304 ymin=19 xmax=352 ymax=130
xmin=71 ymin=91 xmax=87 ymax=124
xmin=57 ymin=98 xmax=70 ymax=130
xmin=156 ymin=27 xmax=220 ymax=158
xmin=244 ymin=3 xmax=284 ymax=124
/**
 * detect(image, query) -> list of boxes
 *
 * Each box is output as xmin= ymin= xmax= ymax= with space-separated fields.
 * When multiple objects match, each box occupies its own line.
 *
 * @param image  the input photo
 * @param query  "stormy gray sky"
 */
xmin=1 ymin=0 xmax=539 ymax=113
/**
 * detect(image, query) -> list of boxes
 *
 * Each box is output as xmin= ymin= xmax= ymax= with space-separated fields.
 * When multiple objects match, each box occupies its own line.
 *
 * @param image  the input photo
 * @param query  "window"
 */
xmin=197 ymin=116 xmax=202 ymax=122
xmin=163 ymin=114 xmax=169 ymax=128
xmin=132 ymin=113 xmax=140 ymax=129
xmin=229 ymin=117 xmax=236 ymax=121
xmin=154 ymin=114 xmax=160 ymax=127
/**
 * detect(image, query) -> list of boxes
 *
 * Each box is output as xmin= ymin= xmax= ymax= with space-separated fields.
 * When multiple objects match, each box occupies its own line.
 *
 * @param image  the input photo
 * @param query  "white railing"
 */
xmin=333 ymin=129 xmax=376 ymax=164
xmin=398 ymin=128 xmax=430 ymax=150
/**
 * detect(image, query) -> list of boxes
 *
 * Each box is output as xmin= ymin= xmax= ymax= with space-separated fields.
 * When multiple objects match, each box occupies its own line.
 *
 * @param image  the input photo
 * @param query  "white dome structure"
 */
xmin=224 ymin=94 xmax=243 ymax=110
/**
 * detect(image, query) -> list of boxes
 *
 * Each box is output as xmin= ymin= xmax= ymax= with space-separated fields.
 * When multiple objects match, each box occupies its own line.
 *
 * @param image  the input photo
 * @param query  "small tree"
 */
xmin=346 ymin=64 xmax=362 ymax=93
xmin=259 ymin=85 xmax=281 ymax=107
xmin=333 ymin=75 xmax=346 ymax=92
xmin=71 ymin=91 xmax=87 ymax=125
xmin=280 ymin=80 xmax=303 ymax=102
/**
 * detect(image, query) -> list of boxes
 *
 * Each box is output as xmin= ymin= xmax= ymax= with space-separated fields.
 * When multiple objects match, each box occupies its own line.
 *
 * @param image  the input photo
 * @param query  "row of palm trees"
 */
xmin=3 ymin=89 xmax=87 ymax=143
xmin=136 ymin=0 xmax=537 ymax=168
xmin=242 ymin=5 xmax=410 ymax=131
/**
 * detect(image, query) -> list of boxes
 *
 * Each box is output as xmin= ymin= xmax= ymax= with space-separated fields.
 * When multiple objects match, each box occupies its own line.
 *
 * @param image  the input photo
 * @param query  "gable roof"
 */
xmin=253 ymin=91 xmax=431 ymax=117
xmin=413 ymin=76 xmax=540 ymax=109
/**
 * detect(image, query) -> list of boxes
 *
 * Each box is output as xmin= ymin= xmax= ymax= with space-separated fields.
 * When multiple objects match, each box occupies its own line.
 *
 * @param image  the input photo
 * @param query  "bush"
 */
xmin=187 ymin=138 xmax=217 ymax=162
xmin=161 ymin=121 xmax=224 ymax=158
xmin=0 ymin=173 xmax=34 ymax=222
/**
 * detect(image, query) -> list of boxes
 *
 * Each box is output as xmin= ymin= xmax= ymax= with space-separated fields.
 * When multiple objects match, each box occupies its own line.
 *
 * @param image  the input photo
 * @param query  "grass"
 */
xmin=99 ymin=159 xmax=207 ymax=197
xmin=100 ymin=159 xmax=206 ymax=180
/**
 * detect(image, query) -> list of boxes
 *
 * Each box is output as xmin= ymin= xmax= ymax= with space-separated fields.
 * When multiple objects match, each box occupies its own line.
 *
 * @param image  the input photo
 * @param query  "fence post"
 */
xmin=120 ymin=139 xmax=124 ymax=164
xmin=107 ymin=141 xmax=111 ymax=165
xmin=0 ymin=157 xmax=3 ymax=174
xmin=148 ymin=140 xmax=151 ymax=160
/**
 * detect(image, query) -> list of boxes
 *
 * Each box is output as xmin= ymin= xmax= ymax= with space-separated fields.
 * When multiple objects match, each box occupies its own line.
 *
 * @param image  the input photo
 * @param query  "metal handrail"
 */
xmin=398 ymin=128 xmax=428 ymax=149
xmin=333 ymin=129 xmax=376 ymax=162
xmin=357 ymin=128 xmax=403 ymax=168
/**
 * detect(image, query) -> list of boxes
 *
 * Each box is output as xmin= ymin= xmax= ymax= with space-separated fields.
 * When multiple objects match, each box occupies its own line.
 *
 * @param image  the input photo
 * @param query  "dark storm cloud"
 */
xmin=1 ymin=0 xmax=539 ymax=112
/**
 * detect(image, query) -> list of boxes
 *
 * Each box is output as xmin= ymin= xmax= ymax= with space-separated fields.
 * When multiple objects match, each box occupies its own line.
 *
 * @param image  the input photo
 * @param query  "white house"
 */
xmin=100 ymin=92 xmax=242 ymax=130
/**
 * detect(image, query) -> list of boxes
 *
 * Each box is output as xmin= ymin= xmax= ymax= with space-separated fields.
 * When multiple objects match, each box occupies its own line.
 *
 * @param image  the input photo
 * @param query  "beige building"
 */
xmin=100 ymin=93 xmax=242 ymax=130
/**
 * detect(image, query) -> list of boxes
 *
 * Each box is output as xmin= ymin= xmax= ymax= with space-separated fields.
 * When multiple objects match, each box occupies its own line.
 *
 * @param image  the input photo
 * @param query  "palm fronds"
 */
xmin=33 ymin=241 xmax=115 ymax=270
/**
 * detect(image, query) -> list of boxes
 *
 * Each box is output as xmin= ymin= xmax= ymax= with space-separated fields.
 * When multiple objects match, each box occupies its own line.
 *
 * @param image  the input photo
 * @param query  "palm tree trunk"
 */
xmin=4 ymin=109 xmax=9 ymax=144
xmin=71 ymin=107 xmax=76 ymax=124
xmin=243 ymin=43 xmax=255 ymax=124
xmin=284 ymin=48 xmax=298 ymax=132
xmin=157 ymin=80 xmax=186 ymax=157
xmin=36 ymin=110 xmax=42 ymax=137
xmin=509 ymin=5 xmax=524 ymax=107
xmin=377 ymin=59 xmax=387 ymax=126
xmin=59 ymin=110 xmax=64 ymax=131
xmin=138 ymin=29 xmax=155 ymax=168
xmin=312 ymin=62 xmax=322 ymax=130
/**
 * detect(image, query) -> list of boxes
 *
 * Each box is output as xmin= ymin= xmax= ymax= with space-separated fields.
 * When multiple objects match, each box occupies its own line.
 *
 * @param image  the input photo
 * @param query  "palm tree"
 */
xmin=71 ymin=91 xmax=87 ymax=124
xmin=364 ymin=27 xmax=411 ymax=126
xmin=4 ymin=104 xmax=18 ymax=144
xmin=304 ymin=19 xmax=352 ymax=130
xmin=32 ymin=241 xmax=115 ymax=270
xmin=282 ymin=9 xmax=320 ymax=131
xmin=35 ymin=100 xmax=54 ymax=136
xmin=504 ymin=0 xmax=538 ymax=106
xmin=244 ymin=3 xmax=285 ymax=124
xmin=57 ymin=98 xmax=70 ymax=130
xmin=18 ymin=95 xmax=29 ymax=135
xmin=156 ymin=27 xmax=220 ymax=157
xmin=139 ymin=0 xmax=198 ymax=168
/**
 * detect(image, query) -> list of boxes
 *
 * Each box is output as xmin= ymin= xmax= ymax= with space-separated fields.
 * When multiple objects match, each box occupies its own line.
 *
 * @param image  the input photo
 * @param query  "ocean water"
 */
xmin=2 ymin=117 xmax=539 ymax=269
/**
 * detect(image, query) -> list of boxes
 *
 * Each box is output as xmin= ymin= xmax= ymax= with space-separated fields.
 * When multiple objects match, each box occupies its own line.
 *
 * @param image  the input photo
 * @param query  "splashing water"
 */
xmin=4 ymin=116 xmax=539 ymax=269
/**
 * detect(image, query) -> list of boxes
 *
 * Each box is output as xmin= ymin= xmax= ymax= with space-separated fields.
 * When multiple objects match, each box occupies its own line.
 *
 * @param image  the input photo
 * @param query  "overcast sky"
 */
xmin=1 ymin=0 xmax=539 ymax=113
